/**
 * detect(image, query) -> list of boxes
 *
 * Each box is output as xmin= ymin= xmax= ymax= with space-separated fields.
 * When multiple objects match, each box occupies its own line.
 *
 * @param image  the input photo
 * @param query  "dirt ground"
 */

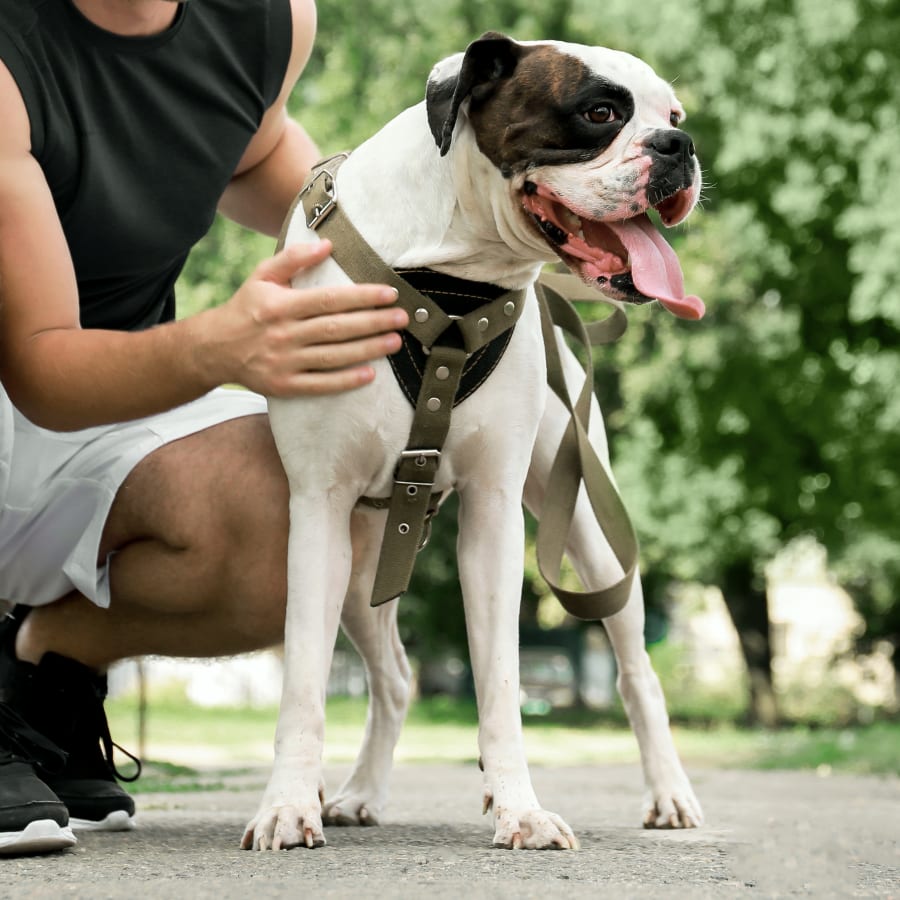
xmin=2 ymin=763 xmax=897 ymax=899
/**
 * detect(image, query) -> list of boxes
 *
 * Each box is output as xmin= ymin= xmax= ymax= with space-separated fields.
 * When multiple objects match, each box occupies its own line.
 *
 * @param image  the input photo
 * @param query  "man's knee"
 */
xmin=103 ymin=415 xmax=290 ymax=623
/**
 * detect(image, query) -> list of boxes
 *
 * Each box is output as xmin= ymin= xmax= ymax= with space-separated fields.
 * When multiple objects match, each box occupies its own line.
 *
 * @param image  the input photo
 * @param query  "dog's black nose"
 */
xmin=646 ymin=129 xmax=695 ymax=160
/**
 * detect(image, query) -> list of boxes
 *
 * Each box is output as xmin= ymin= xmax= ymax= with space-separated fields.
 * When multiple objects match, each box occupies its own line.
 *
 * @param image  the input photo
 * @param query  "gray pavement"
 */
xmin=2 ymin=764 xmax=898 ymax=899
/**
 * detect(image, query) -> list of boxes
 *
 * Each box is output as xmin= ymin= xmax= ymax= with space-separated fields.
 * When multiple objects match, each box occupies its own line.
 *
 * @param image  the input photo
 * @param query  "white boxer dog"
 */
xmin=243 ymin=33 xmax=705 ymax=852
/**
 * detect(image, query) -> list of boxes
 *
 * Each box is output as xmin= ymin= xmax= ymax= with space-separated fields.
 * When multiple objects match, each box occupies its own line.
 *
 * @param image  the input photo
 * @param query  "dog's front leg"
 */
xmin=242 ymin=492 xmax=352 ymax=851
xmin=457 ymin=485 xmax=578 ymax=850
xmin=524 ymin=327 xmax=703 ymax=829
xmin=322 ymin=506 xmax=412 ymax=826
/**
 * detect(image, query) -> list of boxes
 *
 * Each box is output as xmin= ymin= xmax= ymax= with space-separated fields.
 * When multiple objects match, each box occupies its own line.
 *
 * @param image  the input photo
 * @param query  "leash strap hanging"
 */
xmin=293 ymin=156 xmax=526 ymax=607
xmin=537 ymin=271 xmax=628 ymax=345
xmin=533 ymin=278 xmax=638 ymax=620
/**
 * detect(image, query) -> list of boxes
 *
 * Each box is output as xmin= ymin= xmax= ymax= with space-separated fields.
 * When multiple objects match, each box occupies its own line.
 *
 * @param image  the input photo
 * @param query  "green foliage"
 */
xmin=124 ymin=761 xmax=228 ymax=795
xmin=834 ymin=533 xmax=900 ymax=654
xmin=647 ymin=639 xmax=750 ymax=722
xmin=595 ymin=0 xmax=900 ymax=658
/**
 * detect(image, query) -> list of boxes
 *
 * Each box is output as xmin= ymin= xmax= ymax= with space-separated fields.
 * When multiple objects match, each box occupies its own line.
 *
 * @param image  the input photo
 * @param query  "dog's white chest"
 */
xmin=269 ymin=291 xmax=544 ymax=502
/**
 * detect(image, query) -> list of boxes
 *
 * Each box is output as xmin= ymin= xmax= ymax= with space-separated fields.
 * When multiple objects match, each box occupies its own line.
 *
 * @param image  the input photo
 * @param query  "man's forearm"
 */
xmin=5 ymin=314 xmax=222 ymax=431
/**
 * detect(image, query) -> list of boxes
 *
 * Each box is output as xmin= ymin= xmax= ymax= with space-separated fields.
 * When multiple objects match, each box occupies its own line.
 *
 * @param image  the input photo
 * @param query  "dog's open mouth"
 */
xmin=522 ymin=181 xmax=704 ymax=320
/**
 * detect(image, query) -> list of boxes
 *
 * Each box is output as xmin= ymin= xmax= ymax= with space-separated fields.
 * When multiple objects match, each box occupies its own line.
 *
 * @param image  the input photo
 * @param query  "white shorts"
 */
xmin=0 ymin=387 xmax=268 ymax=610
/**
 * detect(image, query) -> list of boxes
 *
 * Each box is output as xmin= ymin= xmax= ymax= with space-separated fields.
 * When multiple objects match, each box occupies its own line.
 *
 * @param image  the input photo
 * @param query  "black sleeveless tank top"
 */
xmin=0 ymin=0 xmax=292 ymax=330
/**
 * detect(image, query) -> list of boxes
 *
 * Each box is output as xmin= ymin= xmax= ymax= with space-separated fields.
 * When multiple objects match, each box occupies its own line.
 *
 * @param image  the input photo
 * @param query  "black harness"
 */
xmin=388 ymin=268 xmax=515 ymax=408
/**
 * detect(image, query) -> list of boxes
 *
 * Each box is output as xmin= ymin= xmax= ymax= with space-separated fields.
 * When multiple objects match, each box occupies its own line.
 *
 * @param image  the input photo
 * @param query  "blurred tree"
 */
xmin=599 ymin=0 xmax=900 ymax=722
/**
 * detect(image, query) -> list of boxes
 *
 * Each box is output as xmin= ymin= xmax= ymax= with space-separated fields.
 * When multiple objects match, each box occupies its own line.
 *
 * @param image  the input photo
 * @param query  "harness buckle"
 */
xmin=399 ymin=448 xmax=441 ymax=467
xmin=394 ymin=449 xmax=442 ymax=491
xmin=300 ymin=168 xmax=338 ymax=229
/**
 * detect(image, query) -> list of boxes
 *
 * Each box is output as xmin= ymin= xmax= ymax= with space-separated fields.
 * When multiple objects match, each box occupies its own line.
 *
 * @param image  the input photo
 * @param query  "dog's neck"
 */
xmin=335 ymin=104 xmax=554 ymax=290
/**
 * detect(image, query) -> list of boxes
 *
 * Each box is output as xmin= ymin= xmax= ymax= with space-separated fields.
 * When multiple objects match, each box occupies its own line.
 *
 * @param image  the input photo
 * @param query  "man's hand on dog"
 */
xmin=190 ymin=239 xmax=407 ymax=397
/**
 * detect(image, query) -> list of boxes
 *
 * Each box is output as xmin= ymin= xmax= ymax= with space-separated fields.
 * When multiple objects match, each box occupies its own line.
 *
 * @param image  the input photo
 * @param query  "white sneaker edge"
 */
xmin=0 ymin=819 xmax=77 ymax=854
xmin=68 ymin=809 xmax=136 ymax=832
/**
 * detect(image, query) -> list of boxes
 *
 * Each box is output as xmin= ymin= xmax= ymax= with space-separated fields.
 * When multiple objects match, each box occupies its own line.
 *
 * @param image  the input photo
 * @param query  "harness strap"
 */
xmin=293 ymin=157 xmax=527 ymax=356
xmin=296 ymin=156 xmax=525 ymax=606
xmin=537 ymin=270 xmax=629 ymax=345
xmin=366 ymin=343 xmax=466 ymax=604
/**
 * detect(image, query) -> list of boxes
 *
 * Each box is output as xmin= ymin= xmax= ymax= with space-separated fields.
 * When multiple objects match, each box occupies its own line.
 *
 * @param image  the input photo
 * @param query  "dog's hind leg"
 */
xmin=597 ymin=579 xmax=703 ymax=828
xmin=323 ymin=507 xmax=411 ymax=826
xmin=525 ymin=328 xmax=703 ymax=829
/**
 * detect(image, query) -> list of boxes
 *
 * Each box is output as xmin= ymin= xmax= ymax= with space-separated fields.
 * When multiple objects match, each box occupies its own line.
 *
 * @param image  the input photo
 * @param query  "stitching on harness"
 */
xmin=412 ymin=287 xmax=495 ymax=302
xmin=394 ymin=337 xmax=419 ymax=406
xmin=457 ymin=332 xmax=513 ymax=403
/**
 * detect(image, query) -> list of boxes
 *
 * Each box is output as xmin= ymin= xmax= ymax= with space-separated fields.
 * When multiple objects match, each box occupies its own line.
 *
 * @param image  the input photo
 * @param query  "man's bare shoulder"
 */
xmin=287 ymin=0 xmax=317 ymax=76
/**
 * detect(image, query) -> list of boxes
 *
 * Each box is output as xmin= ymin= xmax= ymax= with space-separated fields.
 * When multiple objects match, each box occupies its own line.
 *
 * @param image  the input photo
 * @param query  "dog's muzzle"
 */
xmin=521 ymin=136 xmax=704 ymax=322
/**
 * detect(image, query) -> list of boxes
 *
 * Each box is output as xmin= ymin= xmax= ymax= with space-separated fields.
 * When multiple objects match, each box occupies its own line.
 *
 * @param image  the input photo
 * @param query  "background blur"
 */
xmin=132 ymin=0 xmax=898 ymax=760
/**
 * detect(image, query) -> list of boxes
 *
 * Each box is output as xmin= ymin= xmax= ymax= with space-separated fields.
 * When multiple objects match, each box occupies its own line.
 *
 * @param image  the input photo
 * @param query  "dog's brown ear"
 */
xmin=426 ymin=32 xmax=521 ymax=156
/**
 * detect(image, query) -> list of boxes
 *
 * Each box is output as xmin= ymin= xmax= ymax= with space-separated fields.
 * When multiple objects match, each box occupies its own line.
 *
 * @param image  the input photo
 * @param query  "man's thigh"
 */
xmin=100 ymin=412 xmax=289 ymax=560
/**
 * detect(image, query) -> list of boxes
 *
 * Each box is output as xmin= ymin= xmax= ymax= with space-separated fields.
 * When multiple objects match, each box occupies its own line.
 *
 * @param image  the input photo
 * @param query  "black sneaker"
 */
xmin=0 ymin=704 xmax=76 ymax=854
xmin=0 ymin=608 xmax=141 ymax=832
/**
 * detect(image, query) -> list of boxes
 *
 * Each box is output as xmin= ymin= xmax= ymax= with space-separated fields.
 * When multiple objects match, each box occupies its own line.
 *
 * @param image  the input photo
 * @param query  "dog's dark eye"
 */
xmin=584 ymin=104 xmax=618 ymax=124
xmin=670 ymin=111 xmax=681 ymax=127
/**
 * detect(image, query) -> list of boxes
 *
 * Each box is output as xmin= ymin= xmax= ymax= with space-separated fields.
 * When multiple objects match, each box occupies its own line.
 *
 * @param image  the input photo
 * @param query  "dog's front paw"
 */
xmin=491 ymin=808 xmax=579 ymax=850
xmin=241 ymin=801 xmax=326 ymax=851
xmin=642 ymin=779 xmax=704 ymax=829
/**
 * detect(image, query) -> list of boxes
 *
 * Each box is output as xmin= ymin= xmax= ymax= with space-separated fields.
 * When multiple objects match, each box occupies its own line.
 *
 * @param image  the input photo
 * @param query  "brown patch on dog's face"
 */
xmin=466 ymin=46 xmax=636 ymax=177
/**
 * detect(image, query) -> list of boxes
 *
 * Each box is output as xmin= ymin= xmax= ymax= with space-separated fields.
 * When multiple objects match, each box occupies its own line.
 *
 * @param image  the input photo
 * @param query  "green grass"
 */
xmin=125 ymin=760 xmax=228 ymax=794
xmin=743 ymin=722 xmax=900 ymax=774
xmin=105 ymin=694 xmax=899 ymax=792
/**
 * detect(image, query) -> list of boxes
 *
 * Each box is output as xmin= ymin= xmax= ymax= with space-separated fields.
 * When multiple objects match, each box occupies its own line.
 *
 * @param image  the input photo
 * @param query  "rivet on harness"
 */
xmin=280 ymin=154 xmax=639 ymax=621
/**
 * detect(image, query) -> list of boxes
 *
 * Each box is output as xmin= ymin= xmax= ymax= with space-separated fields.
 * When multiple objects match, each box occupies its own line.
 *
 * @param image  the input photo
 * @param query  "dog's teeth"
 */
xmin=539 ymin=218 xmax=566 ymax=244
xmin=558 ymin=208 xmax=582 ymax=235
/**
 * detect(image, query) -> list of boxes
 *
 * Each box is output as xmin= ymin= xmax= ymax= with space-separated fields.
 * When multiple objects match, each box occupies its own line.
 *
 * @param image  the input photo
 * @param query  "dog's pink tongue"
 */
xmin=607 ymin=214 xmax=705 ymax=319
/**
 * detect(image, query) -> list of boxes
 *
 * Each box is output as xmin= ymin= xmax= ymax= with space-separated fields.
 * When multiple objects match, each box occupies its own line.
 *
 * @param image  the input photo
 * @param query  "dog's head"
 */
xmin=426 ymin=33 xmax=704 ymax=319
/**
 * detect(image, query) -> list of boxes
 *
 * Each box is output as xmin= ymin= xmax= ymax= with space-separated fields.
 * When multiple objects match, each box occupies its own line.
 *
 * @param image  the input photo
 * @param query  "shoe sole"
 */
xmin=68 ymin=809 xmax=136 ymax=832
xmin=0 ymin=819 xmax=77 ymax=855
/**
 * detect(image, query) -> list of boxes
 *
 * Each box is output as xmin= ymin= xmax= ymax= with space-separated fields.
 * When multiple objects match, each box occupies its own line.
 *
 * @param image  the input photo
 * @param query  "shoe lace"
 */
xmin=90 ymin=684 xmax=142 ymax=784
xmin=0 ymin=701 xmax=68 ymax=772
xmin=101 ymin=735 xmax=142 ymax=783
